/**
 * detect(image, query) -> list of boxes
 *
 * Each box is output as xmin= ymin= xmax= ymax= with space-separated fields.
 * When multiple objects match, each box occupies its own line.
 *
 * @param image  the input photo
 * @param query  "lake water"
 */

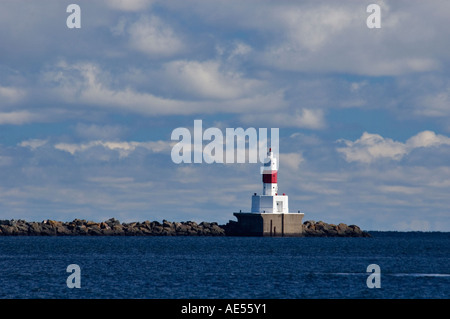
xmin=0 ymin=232 xmax=448 ymax=299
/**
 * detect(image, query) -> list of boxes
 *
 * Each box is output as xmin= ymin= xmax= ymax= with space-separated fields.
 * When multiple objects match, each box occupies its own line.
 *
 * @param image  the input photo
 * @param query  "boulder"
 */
xmin=105 ymin=218 xmax=121 ymax=227
xmin=40 ymin=224 xmax=56 ymax=236
xmin=176 ymin=224 xmax=190 ymax=234
xmin=163 ymin=220 xmax=174 ymax=229
xmin=152 ymin=225 xmax=163 ymax=234
xmin=200 ymin=221 xmax=211 ymax=228
xmin=87 ymin=225 xmax=103 ymax=236
xmin=28 ymin=222 xmax=42 ymax=235
xmin=210 ymin=224 xmax=225 ymax=236
xmin=0 ymin=225 xmax=16 ymax=235
xmin=300 ymin=221 xmax=370 ymax=237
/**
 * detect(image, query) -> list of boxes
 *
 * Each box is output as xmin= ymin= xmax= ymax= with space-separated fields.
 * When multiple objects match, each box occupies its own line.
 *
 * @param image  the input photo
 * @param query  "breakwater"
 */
xmin=0 ymin=218 xmax=370 ymax=237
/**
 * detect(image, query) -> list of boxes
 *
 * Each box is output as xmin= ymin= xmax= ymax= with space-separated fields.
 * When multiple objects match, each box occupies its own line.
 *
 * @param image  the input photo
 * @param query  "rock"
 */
xmin=163 ymin=220 xmax=173 ymax=229
xmin=200 ymin=221 xmax=211 ymax=228
xmin=15 ymin=221 xmax=30 ymax=234
xmin=187 ymin=229 xmax=198 ymax=236
xmin=152 ymin=225 xmax=163 ymax=234
xmin=75 ymin=225 xmax=87 ymax=235
xmin=105 ymin=218 xmax=121 ymax=227
xmin=100 ymin=222 xmax=110 ymax=230
xmin=0 ymin=218 xmax=369 ymax=237
xmin=300 ymin=221 xmax=370 ymax=237
xmin=40 ymin=224 xmax=56 ymax=236
xmin=0 ymin=225 xmax=15 ymax=235
xmin=176 ymin=223 xmax=190 ymax=233
xmin=210 ymin=224 xmax=225 ymax=236
xmin=87 ymin=225 xmax=103 ymax=236
xmin=46 ymin=220 xmax=59 ymax=227
xmin=28 ymin=222 xmax=42 ymax=235
xmin=151 ymin=221 xmax=161 ymax=227
xmin=112 ymin=225 xmax=124 ymax=235
xmin=72 ymin=219 xmax=86 ymax=227
xmin=187 ymin=221 xmax=198 ymax=228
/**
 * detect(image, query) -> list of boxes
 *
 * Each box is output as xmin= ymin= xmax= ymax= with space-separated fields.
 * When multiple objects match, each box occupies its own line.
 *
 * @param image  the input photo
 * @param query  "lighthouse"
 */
xmin=229 ymin=148 xmax=305 ymax=237
xmin=262 ymin=148 xmax=278 ymax=196
xmin=251 ymin=148 xmax=289 ymax=214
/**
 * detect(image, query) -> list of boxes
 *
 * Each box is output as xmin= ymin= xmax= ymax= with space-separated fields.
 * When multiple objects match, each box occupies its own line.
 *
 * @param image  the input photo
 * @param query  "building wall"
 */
xmin=251 ymin=195 xmax=289 ymax=214
xmin=233 ymin=212 xmax=304 ymax=237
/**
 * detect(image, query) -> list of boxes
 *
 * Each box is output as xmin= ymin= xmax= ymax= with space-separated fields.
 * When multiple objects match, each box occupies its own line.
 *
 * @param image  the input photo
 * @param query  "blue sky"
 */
xmin=1 ymin=0 xmax=450 ymax=231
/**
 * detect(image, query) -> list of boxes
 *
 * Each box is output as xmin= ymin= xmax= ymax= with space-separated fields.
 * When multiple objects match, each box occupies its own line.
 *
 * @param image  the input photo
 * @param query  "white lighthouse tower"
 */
xmin=230 ymin=148 xmax=304 ymax=237
xmin=251 ymin=148 xmax=289 ymax=214
xmin=262 ymin=148 xmax=278 ymax=196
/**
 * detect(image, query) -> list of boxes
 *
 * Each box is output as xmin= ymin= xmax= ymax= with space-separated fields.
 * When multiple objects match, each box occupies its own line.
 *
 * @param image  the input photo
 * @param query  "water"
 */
xmin=0 ymin=232 xmax=449 ymax=299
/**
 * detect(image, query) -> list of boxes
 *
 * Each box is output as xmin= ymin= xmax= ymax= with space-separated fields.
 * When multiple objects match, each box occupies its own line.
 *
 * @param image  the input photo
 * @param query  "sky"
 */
xmin=1 ymin=0 xmax=450 ymax=231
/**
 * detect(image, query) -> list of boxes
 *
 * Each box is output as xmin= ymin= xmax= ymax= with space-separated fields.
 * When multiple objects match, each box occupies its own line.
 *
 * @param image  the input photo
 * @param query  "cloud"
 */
xmin=128 ymin=15 xmax=184 ymax=57
xmin=43 ymin=61 xmax=195 ymax=115
xmin=0 ymin=86 xmax=25 ymax=105
xmin=54 ymin=140 xmax=172 ymax=158
xmin=378 ymin=185 xmax=422 ymax=195
xmin=337 ymin=130 xmax=450 ymax=163
xmin=42 ymin=60 xmax=287 ymax=116
xmin=240 ymin=108 xmax=325 ymax=129
xmin=274 ymin=4 xmax=354 ymax=52
xmin=417 ymin=90 xmax=450 ymax=117
xmin=162 ymin=59 xmax=264 ymax=100
xmin=74 ymin=123 xmax=127 ymax=140
xmin=0 ymin=111 xmax=38 ymax=125
xmin=279 ymin=152 xmax=304 ymax=171
xmin=406 ymin=130 xmax=450 ymax=148
xmin=195 ymin=0 xmax=445 ymax=76
xmin=19 ymin=139 xmax=48 ymax=150
xmin=106 ymin=0 xmax=154 ymax=11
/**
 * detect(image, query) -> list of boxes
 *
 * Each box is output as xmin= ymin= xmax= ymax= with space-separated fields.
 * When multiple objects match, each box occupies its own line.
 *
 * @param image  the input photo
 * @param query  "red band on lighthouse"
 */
xmin=262 ymin=172 xmax=277 ymax=183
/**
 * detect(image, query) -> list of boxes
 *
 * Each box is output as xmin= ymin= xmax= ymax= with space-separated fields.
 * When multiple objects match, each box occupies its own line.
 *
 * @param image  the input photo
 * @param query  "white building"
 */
xmin=251 ymin=148 xmax=290 ymax=214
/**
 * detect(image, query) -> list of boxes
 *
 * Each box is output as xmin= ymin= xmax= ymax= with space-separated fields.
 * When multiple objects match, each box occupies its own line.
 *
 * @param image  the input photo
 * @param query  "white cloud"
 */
xmin=417 ymin=90 xmax=450 ymax=117
xmin=43 ymin=61 xmax=195 ymax=115
xmin=337 ymin=132 xmax=407 ymax=163
xmin=406 ymin=130 xmax=450 ymax=148
xmin=228 ymin=41 xmax=252 ymax=59
xmin=244 ymin=1 xmax=446 ymax=76
xmin=74 ymin=123 xmax=126 ymax=140
xmin=279 ymin=152 xmax=304 ymax=171
xmin=378 ymin=185 xmax=422 ymax=195
xmin=216 ymin=41 xmax=253 ymax=61
xmin=241 ymin=108 xmax=325 ymax=129
xmin=0 ymin=86 xmax=25 ymax=105
xmin=337 ymin=130 xmax=450 ymax=163
xmin=19 ymin=139 xmax=48 ymax=150
xmin=162 ymin=60 xmax=263 ymax=100
xmin=54 ymin=140 xmax=173 ymax=158
xmin=42 ymin=60 xmax=287 ymax=116
xmin=0 ymin=111 xmax=37 ymax=125
xmin=128 ymin=15 xmax=184 ymax=57
xmin=277 ymin=5 xmax=353 ymax=52
xmin=106 ymin=0 xmax=154 ymax=11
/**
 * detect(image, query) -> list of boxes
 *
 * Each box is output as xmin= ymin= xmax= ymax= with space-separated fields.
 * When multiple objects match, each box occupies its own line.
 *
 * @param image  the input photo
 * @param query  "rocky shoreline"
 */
xmin=301 ymin=220 xmax=370 ymax=237
xmin=0 ymin=218 xmax=370 ymax=237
